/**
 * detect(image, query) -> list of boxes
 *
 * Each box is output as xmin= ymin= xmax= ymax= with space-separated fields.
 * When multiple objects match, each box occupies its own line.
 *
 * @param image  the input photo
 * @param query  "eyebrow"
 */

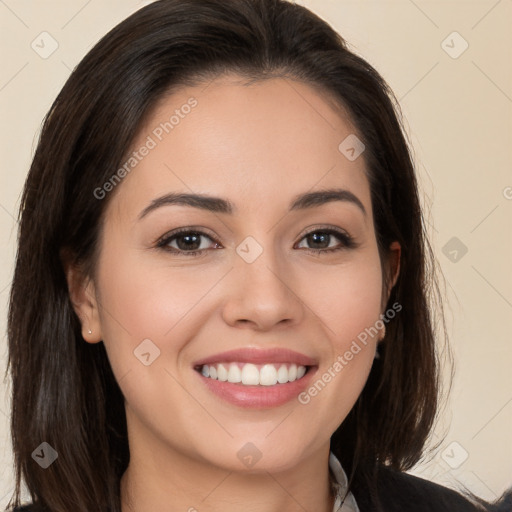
xmin=138 ymin=187 xmax=367 ymax=220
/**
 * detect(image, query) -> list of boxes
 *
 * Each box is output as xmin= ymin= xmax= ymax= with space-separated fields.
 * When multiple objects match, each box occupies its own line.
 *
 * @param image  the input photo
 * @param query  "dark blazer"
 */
xmin=349 ymin=463 xmax=502 ymax=511
xmin=10 ymin=466 xmax=511 ymax=512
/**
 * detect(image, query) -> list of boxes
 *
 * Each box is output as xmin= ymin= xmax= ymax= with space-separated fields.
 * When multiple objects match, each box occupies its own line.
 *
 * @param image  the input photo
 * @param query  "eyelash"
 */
xmin=155 ymin=227 xmax=358 ymax=257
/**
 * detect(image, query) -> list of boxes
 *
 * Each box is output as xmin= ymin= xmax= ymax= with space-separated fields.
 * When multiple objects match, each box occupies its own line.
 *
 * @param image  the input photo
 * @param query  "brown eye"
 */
xmin=296 ymin=229 xmax=357 ymax=254
xmin=157 ymin=229 xmax=220 ymax=256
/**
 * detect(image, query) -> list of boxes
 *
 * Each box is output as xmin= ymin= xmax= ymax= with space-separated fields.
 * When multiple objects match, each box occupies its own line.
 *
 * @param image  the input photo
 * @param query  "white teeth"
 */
xmin=217 ymin=363 xmax=228 ymax=382
xmin=260 ymin=364 xmax=278 ymax=386
xmin=288 ymin=363 xmax=297 ymax=382
xmin=277 ymin=364 xmax=288 ymax=384
xmin=241 ymin=363 xmax=260 ymax=385
xmin=200 ymin=362 xmax=308 ymax=386
xmin=227 ymin=364 xmax=242 ymax=383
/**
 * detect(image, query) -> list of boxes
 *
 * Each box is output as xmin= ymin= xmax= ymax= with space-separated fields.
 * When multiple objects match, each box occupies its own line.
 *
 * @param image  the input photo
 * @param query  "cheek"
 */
xmin=92 ymin=241 xmax=221 ymax=381
xmin=302 ymin=252 xmax=384 ymax=344
xmin=295 ymin=253 xmax=383 ymax=427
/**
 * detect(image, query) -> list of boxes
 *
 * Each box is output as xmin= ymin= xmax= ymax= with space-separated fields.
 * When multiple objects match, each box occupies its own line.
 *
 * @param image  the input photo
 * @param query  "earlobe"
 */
xmin=61 ymin=250 xmax=103 ymax=343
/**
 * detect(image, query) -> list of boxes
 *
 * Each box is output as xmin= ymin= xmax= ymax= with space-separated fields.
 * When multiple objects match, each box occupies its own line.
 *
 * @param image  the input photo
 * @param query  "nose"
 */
xmin=221 ymin=242 xmax=304 ymax=331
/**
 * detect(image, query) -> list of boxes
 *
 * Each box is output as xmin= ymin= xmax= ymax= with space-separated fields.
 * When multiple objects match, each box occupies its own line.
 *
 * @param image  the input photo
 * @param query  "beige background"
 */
xmin=0 ymin=0 xmax=511 ymax=506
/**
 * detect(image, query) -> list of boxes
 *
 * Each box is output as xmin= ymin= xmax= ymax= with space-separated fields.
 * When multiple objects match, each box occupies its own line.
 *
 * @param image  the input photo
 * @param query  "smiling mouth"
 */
xmin=195 ymin=362 xmax=312 ymax=386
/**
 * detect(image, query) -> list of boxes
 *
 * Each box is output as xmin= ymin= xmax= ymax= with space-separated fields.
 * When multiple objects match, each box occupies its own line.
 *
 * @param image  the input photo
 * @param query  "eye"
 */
xmin=295 ymin=228 xmax=357 ymax=254
xmin=156 ymin=228 xmax=220 ymax=256
xmin=155 ymin=226 xmax=358 ymax=257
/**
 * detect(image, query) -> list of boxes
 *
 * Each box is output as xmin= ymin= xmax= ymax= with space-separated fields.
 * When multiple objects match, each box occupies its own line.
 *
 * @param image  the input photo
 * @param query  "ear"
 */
xmin=382 ymin=241 xmax=401 ymax=308
xmin=61 ymin=249 xmax=103 ymax=344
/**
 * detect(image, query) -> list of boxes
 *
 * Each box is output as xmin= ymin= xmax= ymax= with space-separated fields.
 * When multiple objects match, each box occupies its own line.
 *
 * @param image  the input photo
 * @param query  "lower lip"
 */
xmin=196 ymin=367 xmax=317 ymax=409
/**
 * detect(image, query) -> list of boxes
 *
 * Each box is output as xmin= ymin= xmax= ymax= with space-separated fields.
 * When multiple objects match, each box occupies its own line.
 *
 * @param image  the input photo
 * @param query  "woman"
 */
xmin=5 ymin=0 xmax=510 ymax=511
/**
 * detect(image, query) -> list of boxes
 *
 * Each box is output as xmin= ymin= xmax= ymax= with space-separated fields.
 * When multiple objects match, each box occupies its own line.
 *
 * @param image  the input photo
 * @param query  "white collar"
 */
xmin=329 ymin=452 xmax=360 ymax=512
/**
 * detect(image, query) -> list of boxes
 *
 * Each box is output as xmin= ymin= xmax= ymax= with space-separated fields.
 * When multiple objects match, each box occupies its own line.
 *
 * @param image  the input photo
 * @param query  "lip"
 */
xmin=193 ymin=347 xmax=318 ymax=409
xmin=193 ymin=347 xmax=318 ymax=367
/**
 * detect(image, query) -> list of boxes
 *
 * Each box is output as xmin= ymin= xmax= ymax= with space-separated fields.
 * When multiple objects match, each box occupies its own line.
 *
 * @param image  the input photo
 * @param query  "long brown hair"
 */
xmin=7 ymin=0 xmax=450 ymax=510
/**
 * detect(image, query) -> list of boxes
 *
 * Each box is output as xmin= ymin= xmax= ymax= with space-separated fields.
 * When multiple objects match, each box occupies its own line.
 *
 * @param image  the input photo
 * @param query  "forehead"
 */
xmin=105 ymin=75 xmax=372 ymax=224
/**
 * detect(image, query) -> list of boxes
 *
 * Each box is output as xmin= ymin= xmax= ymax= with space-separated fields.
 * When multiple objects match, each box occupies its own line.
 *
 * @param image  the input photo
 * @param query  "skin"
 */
xmin=67 ymin=75 xmax=400 ymax=512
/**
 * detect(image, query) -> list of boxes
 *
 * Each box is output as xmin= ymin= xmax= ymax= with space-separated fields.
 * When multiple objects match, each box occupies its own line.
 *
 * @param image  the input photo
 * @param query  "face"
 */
xmin=73 ymin=75 xmax=399 ymax=475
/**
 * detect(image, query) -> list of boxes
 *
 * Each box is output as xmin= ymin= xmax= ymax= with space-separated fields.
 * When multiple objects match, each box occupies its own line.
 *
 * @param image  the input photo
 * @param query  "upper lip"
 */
xmin=193 ymin=347 xmax=318 ymax=368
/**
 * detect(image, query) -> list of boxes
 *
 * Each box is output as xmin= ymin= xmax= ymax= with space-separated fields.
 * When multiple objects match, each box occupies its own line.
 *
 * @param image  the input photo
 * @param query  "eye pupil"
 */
xmin=177 ymin=233 xmax=201 ymax=251
xmin=308 ymin=232 xmax=329 ymax=248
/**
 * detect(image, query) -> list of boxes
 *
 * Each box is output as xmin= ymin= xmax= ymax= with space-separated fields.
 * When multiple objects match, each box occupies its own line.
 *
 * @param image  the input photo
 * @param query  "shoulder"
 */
xmin=352 ymin=464 xmax=487 ymax=512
